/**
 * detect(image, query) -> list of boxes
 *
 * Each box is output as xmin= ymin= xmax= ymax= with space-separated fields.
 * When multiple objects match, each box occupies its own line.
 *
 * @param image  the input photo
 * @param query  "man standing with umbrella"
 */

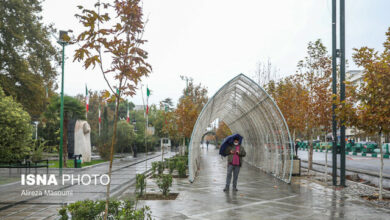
xmin=221 ymin=135 xmax=246 ymax=192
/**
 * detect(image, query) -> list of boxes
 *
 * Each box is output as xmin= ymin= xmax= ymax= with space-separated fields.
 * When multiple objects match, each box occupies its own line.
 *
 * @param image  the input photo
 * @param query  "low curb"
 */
xmin=298 ymin=148 xmax=389 ymax=159
xmin=300 ymin=159 xmax=390 ymax=179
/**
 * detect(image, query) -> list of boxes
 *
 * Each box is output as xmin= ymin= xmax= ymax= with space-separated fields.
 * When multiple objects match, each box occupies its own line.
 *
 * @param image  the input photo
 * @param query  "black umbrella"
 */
xmin=219 ymin=133 xmax=243 ymax=156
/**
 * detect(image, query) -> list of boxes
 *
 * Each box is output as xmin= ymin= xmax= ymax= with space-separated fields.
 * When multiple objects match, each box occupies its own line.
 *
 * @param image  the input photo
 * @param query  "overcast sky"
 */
xmin=41 ymin=0 xmax=390 ymax=106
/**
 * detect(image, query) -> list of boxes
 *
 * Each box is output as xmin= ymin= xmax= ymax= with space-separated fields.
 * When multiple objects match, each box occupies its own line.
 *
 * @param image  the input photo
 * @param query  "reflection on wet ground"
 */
xmin=0 ymin=152 xmax=173 ymax=219
xmin=134 ymin=147 xmax=390 ymax=220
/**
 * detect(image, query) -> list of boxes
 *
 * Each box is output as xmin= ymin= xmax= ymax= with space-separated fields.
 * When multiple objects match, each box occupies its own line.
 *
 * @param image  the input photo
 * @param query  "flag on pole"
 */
xmin=98 ymin=105 xmax=101 ymax=123
xmin=146 ymin=87 xmax=150 ymax=115
xmin=98 ymin=104 xmax=101 ymax=136
xmin=126 ymin=102 xmax=130 ymax=123
xmin=85 ymin=85 xmax=89 ymax=112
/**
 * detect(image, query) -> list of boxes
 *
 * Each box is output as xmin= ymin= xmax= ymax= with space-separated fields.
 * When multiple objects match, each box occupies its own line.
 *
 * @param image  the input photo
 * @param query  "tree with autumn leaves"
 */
xmin=216 ymin=121 xmax=232 ymax=143
xmin=271 ymin=76 xmax=308 ymax=143
xmin=337 ymin=28 xmax=390 ymax=200
xmin=73 ymin=0 xmax=151 ymax=218
xmin=269 ymin=39 xmax=332 ymax=170
xmin=175 ymin=79 xmax=208 ymax=148
xmin=296 ymin=39 xmax=333 ymax=170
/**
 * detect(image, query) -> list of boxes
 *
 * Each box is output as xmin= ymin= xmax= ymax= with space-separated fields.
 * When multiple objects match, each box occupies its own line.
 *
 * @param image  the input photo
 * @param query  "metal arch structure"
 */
xmin=201 ymin=131 xmax=218 ymax=145
xmin=188 ymin=74 xmax=294 ymax=183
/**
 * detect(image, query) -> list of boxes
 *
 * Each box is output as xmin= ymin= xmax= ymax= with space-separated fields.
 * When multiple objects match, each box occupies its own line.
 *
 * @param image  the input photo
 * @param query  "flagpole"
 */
xmin=140 ymin=84 xmax=146 ymax=118
xmin=85 ymin=84 xmax=88 ymax=120
xmin=140 ymin=84 xmax=147 ymax=170
xmin=145 ymin=85 xmax=149 ymax=170
xmin=126 ymin=101 xmax=130 ymax=123
xmin=98 ymin=103 xmax=101 ymax=136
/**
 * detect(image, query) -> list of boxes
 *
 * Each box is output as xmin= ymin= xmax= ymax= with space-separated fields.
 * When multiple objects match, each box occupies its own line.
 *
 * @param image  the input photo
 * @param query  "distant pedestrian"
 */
xmin=133 ymin=145 xmax=137 ymax=158
xmin=206 ymin=140 xmax=209 ymax=150
xmin=223 ymin=137 xmax=246 ymax=192
xmin=295 ymin=139 xmax=300 ymax=157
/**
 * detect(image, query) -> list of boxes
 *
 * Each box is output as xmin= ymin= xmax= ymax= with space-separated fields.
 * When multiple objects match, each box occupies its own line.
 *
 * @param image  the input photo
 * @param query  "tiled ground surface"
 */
xmin=2 ymin=147 xmax=390 ymax=219
xmin=122 ymin=147 xmax=390 ymax=220
xmin=0 ymin=152 xmax=173 ymax=220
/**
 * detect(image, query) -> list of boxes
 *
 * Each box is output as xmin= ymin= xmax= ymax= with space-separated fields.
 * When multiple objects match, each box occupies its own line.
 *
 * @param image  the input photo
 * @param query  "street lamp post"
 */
xmin=179 ymin=75 xmax=192 ymax=152
xmin=180 ymin=75 xmax=191 ymax=96
xmin=331 ymin=0 xmax=346 ymax=186
xmin=339 ymin=0 xmax=346 ymax=187
xmin=331 ymin=0 xmax=338 ymax=187
xmin=57 ymin=30 xmax=72 ymax=175
xmin=34 ymin=121 xmax=39 ymax=140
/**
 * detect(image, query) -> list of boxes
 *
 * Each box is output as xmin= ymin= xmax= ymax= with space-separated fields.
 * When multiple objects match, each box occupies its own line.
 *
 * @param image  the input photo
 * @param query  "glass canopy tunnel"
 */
xmin=188 ymin=74 xmax=294 ymax=183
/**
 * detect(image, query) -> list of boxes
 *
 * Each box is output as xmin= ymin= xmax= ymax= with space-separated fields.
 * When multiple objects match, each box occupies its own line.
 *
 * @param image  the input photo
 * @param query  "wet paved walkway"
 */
xmin=134 ymin=146 xmax=390 ymax=220
xmin=0 ymin=152 xmax=175 ymax=220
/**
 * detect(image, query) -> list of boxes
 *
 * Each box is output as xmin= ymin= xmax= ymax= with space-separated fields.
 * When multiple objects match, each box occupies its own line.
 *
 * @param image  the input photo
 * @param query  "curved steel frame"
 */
xmin=188 ymin=74 xmax=294 ymax=183
xmin=201 ymin=131 xmax=218 ymax=145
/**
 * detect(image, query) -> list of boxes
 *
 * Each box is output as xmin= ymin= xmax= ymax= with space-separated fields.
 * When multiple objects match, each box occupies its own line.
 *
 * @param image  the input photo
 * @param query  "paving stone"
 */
xmin=121 ymin=148 xmax=390 ymax=220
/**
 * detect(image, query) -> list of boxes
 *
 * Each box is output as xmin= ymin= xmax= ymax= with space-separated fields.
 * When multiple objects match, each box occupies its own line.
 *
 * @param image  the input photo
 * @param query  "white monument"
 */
xmin=74 ymin=120 xmax=91 ymax=163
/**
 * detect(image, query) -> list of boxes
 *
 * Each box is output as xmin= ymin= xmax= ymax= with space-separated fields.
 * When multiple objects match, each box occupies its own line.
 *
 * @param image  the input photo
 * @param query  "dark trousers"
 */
xmin=225 ymin=164 xmax=240 ymax=189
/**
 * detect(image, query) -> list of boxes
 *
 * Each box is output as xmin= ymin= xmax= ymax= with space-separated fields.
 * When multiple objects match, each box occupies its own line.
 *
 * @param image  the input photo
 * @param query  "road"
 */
xmin=298 ymin=150 xmax=390 ymax=176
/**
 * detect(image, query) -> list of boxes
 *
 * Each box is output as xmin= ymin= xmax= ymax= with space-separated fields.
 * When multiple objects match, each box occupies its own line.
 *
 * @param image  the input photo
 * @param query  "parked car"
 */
xmin=353 ymin=142 xmax=377 ymax=153
xmin=374 ymin=143 xmax=390 ymax=155
xmin=361 ymin=142 xmax=378 ymax=153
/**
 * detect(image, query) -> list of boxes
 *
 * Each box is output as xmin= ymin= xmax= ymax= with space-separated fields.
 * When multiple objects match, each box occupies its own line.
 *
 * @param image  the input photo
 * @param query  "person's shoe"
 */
xmin=233 ymin=188 xmax=238 ymax=192
xmin=223 ymin=188 xmax=229 ymax=192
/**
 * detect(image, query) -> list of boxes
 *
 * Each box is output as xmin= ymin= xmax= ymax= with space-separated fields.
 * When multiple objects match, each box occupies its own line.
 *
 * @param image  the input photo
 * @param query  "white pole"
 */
xmin=324 ymin=149 xmax=328 ymax=183
xmin=34 ymin=121 xmax=39 ymax=140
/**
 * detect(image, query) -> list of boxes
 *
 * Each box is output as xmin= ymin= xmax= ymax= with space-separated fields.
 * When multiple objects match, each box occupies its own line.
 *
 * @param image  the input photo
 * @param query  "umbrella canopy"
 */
xmin=219 ymin=133 xmax=243 ymax=156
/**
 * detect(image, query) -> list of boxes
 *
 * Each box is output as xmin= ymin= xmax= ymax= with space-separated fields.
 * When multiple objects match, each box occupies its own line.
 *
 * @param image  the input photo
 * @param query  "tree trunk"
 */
xmin=104 ymin=97 xmax=120 ymax=220
xmin=379 ymin=131 xmax=384 ymax=200
xmin=182 ymin=137 xmax=185 ymax=156
xmin=130 ymin=144 xmax=134 ymax=155
xmin=308 ymin=129 xmax=313 ymax=171
xmin=63 ymin=117 xmax=68 ymax=168
xmin=292 ymin=129 xmax=296 ymax=157
xmin=324 ymin=131 xmax=328 ymax=183
xmin=324 ymin=149 xmax=328 ymax=183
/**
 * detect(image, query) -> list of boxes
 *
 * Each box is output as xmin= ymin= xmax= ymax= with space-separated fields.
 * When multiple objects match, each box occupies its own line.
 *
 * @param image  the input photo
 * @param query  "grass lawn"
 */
xmin=0 ymin=177 xmax=20 ymax=185
xmin=48 ymin=159 xmax=107 ymax=168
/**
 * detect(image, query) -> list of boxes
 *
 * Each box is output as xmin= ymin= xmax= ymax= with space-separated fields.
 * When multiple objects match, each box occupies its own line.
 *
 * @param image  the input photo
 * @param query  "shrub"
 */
xmin=136 ymin=174 xmax=146 ymax=197
xmin=180 ymin=156 xmax=188 ymax=166
xmin=58 ymin=199 xmax=152 ymax=220
xmin=168 ymin=160 xmax=175 ymax=174
xmin=173 ymin=156 xmax=188 ymax=167
xmin=97 ymin=143 xmax=111 ymax=161
xmin=31 ymin=140 xmax=47 ymax=162
xmin=157 ymin=161 xmax=164 ymax=175
xmin=156 ymin=174 xmax=173 ymax=196
xmin=151 ymin=161 xmax=158 ymax=175
xmin=59 ymin=207 xmax=68 ymax=220
xmin=171 ymin=157 xmax=178 ymax=167
xmin=164 ymin=158 xmax=170 ymax=168
xmin=0 ymin=86 xmax=32 ymax=161
xmin=115 ymin=121 xmax=135 ymax=153
xmin=176 ymin=161 xmax=186 ymax=177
